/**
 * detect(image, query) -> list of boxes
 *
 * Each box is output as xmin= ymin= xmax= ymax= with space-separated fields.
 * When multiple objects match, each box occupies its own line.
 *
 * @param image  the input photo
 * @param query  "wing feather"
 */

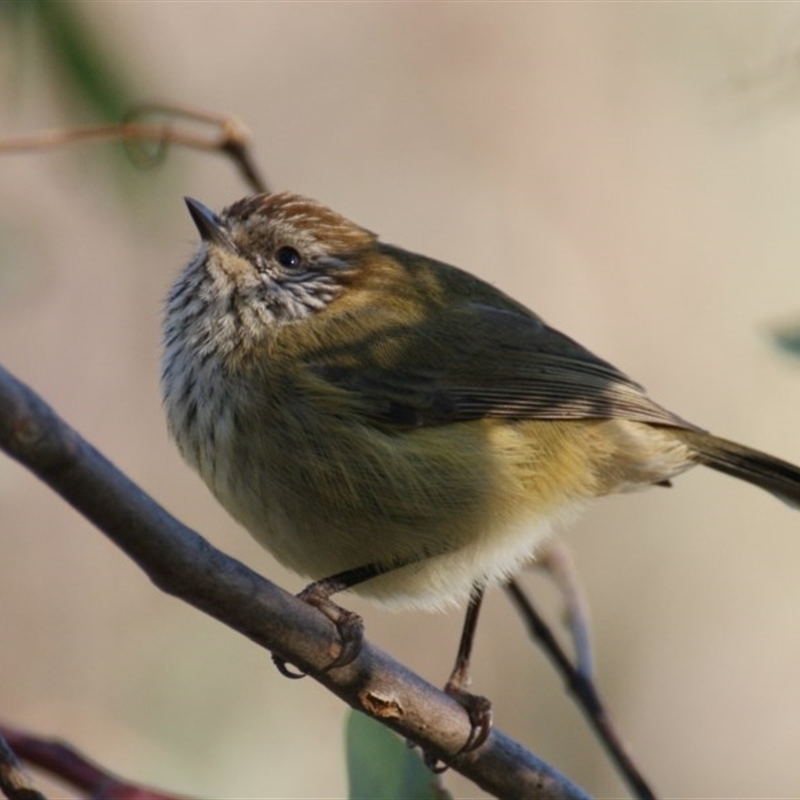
xmin=309 ymin=301 xmax=695 ymax=431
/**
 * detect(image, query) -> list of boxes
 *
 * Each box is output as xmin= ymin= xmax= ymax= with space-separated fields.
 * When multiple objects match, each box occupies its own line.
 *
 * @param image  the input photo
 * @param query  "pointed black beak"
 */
xmin=184 ymin=197 xmax=235 ymax=250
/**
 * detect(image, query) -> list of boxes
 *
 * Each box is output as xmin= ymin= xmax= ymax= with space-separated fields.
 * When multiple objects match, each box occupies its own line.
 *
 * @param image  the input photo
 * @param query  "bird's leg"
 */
xmin=279 ymin=569 xmax=494 ymax=767
xmin=272 ymin=562 xmax=389 ymax=677
xmin=425 ymin=582 xmax=493 ymax=770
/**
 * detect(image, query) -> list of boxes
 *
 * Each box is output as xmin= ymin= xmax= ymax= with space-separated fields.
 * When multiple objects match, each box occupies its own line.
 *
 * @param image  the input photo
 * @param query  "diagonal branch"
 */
xmin=0 ymin=723 xmax=183 ymax=800
xmin=0 ymin=361 xmax=591 ymax=800
xmin=505 ymin=579 xmax=653 ymax=800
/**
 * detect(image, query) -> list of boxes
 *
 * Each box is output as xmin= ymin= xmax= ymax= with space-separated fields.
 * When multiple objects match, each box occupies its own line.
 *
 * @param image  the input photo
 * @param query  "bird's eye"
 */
xmin=275 ymin=246 xmax=302 ymax=269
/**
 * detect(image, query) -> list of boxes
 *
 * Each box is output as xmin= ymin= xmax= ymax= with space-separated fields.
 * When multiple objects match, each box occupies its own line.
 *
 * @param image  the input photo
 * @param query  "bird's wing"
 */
xmin=310 ymin=302 xmax=695 ymax=431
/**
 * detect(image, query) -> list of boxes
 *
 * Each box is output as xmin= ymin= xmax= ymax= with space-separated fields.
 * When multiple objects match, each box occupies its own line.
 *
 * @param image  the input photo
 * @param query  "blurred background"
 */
xmin=2 ymin=3 xmax=800 ymax=797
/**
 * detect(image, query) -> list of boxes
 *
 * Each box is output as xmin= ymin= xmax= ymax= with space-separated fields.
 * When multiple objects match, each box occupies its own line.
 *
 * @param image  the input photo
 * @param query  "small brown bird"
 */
xmin=162 ymin=192 xmax=800 ymax=749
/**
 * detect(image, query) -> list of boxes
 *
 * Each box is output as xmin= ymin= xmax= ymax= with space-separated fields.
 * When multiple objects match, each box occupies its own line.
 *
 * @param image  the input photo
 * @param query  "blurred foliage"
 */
xmin=345 ymin=710 xmax=446 ymax=800
xmin=2 ymin=0 xmax=134 ymax=120
xmin=773 ymin=322 xmax=800 ymax=358
xmin=0 ymin=1 xmax=177 ymax=208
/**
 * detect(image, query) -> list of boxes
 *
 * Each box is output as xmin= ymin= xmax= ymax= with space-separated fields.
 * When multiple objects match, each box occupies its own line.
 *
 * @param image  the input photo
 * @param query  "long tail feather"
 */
xmin=678 ymin=429 xmax=800 ymax=509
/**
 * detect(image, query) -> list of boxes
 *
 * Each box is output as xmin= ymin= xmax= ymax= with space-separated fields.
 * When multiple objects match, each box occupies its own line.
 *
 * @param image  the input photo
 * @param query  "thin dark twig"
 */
xmin=0 ymin=104 xmax=269 ymax=194
xmin=0 ymin=728 xmax=46 ymax=800
xmin=0 ymin=724 xmax=186 ymax=800
xmin=505 ymin=579 xmax=655 ymax=800
xmin=0 ymin=362 xmax=590 ymax=800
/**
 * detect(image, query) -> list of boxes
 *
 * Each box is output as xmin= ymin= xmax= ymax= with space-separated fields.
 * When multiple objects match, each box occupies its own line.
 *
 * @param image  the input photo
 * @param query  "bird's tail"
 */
xmin=676 ymin=429 xmax=800 ymax=509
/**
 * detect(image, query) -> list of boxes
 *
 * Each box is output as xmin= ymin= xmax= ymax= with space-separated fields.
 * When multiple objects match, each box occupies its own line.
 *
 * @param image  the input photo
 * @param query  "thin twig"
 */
xmin=505 ymin=579 xmax=655 ymax=800
xmin=0 ymin=362 xmax=590 ymax=800
xmin=0 ymin=104 xmax=269 ymax=194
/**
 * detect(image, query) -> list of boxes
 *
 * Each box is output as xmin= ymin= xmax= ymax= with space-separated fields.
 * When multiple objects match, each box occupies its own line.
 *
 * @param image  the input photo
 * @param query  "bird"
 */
xmin=162 ymin=191 xmax=800 ymax=752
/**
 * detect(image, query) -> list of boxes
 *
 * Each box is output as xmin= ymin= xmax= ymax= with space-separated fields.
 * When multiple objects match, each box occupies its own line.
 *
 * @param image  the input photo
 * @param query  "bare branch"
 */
xmin=0 ymin=104 xmax=269 ymax=194
xmin=0 ymin=362 xmax=591 ymax=800
xmin=505 ymin=579 xmax=653 ymax=800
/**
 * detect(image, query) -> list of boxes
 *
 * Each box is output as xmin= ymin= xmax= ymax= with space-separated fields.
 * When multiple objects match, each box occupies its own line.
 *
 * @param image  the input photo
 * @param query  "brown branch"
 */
xmin=0 ymin=724 xmax=186 ymax=800
xmin=505 ymin=579 xmax=654 ymax=800
xmin=0 ymin=361 xmax=591 ymax=800
xmin=0 ymin=104 xmax=269 ymax=194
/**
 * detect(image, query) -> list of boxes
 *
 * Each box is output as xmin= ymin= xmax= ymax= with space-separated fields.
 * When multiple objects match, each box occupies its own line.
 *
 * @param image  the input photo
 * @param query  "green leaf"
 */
xmin=772 ymin=322 xmax=800 ymax=359
xmin=3 ymin=0 xmax=134 ymax=121
xmin=33 ymin=0 xmax=133 ymax=120
xmin=346 ymin=710 xmax=443 ymax=800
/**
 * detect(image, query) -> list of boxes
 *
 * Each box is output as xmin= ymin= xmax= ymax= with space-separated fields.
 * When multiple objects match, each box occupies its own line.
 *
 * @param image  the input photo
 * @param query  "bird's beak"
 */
xmin=184 ymin=197 xmax=236 ymax=251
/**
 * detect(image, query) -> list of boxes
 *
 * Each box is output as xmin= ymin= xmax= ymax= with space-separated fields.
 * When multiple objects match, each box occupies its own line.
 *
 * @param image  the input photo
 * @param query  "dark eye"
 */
xmin=275 ymin=246 xmax=302 ymax=269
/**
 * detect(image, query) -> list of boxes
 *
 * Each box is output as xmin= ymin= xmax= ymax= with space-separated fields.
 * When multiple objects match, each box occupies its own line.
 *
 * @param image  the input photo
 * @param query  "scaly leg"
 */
xmin=273 ymin=562 xmax=392 ymax=677
xmin=443 ymin=583 xmax=493 ymax=754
